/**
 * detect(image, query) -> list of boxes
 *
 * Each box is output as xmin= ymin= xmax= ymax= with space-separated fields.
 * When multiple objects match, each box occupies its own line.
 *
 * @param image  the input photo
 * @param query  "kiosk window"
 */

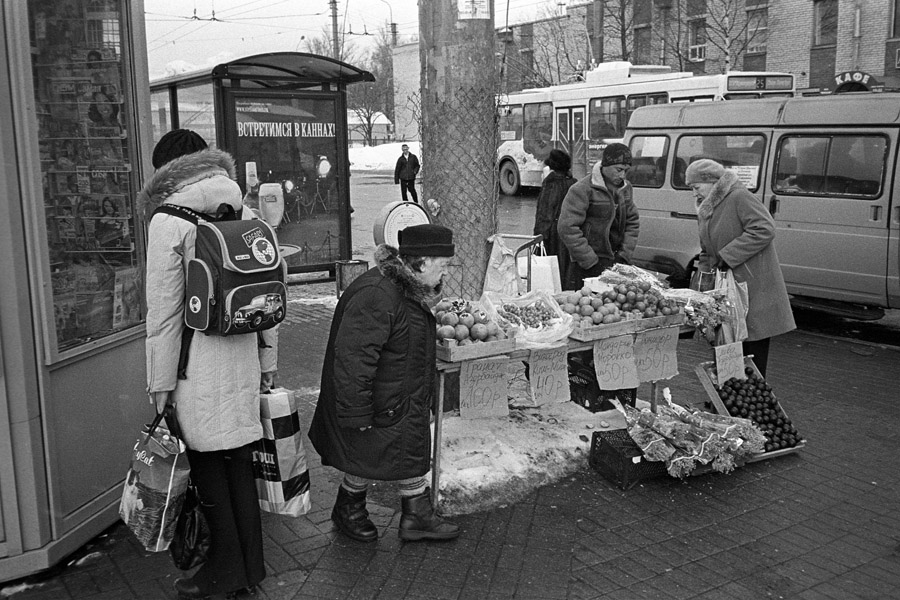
xmin=673 ymin=134 xmax=765 ymax=191
xmin=29 ymin=0 xmax=144 ymax=354
xmin=774 ymin=135 xmax=885 ymax=197
xmin=176 ymin=83 xmax=217 ymax=149
xmin=627 ymin=136 xmax=669 ymax=188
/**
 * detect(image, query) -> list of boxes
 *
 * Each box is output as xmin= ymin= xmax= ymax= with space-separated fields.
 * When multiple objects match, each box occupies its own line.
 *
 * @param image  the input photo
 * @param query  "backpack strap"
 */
xmin=152 ymin=203 xmax=241 ymax=223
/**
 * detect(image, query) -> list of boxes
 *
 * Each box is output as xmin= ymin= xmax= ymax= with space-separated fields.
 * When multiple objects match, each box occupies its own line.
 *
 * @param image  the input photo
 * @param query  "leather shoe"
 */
xmin=174 ymin=577 xmax=208 ymax=600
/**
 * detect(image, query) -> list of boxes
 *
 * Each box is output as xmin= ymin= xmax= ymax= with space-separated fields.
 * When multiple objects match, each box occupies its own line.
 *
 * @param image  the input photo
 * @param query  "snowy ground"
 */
xmin=348 ymin=141 xmax=420 ymax=171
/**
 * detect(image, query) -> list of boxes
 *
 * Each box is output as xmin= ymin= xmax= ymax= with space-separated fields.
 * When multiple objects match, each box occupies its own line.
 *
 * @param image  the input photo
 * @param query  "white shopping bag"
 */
xmin=517 ymin=243 xmax=562 ymax=294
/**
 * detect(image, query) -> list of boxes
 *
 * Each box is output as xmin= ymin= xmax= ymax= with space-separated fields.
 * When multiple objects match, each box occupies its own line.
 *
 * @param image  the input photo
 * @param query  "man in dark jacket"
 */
xmin=309 ymin=224 xmax=459 ymax=543
xmin=558 ymin=142 xmax=640 ymax=290
xmin=393 ymin=143 xmax=420 ymax=203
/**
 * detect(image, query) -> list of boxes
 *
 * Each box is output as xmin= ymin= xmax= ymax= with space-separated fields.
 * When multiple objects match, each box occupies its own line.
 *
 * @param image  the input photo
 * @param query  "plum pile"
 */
xmin=714 ymin=366 xmax=801 ymax=453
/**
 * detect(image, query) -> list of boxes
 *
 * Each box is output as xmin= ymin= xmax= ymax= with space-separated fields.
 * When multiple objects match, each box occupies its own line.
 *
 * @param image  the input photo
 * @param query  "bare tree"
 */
xmin=301 ymin=25 xmax=363 ymax=65
xmin=346 ymin=29 xmax=395 ymax=146
xmin=654 ymin=0 xmax=770 ymax=73
xmin=530 ymin=5 xmax=592 ymax=85
xmin=602 ymin=0 xmax=634 ymax=62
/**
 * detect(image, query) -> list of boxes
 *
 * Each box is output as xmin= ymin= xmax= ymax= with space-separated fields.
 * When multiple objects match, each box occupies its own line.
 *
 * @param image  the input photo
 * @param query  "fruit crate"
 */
xmin=435 ymin=337 xmax=517 ymax=362
xmin=695 ymin=358 xmax=805 ymax=463
xmin=589 ymin=429 xmax=669 ymax=490
xmin=569 ymin=313 xmax=685 ymax=342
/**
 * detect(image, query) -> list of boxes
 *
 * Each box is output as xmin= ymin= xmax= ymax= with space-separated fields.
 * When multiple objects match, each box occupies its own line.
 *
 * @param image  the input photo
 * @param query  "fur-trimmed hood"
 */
xmin=697 ymin=169 xmax=742 ymax=221
xmin=374 ymin=244 xmax=436 ymax=303
xmin=138 ymin=148 xmax=238 ymax=220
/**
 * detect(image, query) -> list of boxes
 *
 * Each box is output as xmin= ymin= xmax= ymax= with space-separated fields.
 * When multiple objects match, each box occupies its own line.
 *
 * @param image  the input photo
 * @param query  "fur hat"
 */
xmin=398 ymin=224 xmax=455 ymax=257
xmin=544 ymin=149 xmax=572 ymax=172
xmin=685 ymin=159 xmax=727 ymax=184
xmin=152 ymin=129 xmax=209 ymax=169
xmin=601 ymin=143 xmax=632 ymax=167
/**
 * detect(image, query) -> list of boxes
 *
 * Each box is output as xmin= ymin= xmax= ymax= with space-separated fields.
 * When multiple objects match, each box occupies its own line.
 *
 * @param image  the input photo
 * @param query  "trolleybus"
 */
xmin=497 ymin=61 xmax=795 ymax=195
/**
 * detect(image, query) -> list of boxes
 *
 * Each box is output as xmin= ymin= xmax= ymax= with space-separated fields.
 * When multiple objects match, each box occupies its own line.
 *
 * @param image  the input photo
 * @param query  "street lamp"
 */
xmin=377 ymin=0 xmax=397 ymax=46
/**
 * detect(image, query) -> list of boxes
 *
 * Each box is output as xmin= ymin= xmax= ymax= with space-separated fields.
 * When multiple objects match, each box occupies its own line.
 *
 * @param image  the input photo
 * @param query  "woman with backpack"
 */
xmin=140 ymin=129 xmax=277 ymax=599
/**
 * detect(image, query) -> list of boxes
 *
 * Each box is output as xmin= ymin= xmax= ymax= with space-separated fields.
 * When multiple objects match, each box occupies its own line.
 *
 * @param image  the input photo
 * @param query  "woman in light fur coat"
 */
xmin=685 ymin=158 xmax=795 ymax=376
xmin=139 ymin=130 xmax=276 ymax=600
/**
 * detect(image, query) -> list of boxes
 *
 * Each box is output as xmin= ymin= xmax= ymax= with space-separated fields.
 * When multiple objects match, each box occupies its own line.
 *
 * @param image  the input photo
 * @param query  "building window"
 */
xmin=747 ymin=8 xmax=768 ymax=54
xmin=814 ymin=0 xmax=838 ymax=47
xmin=689 ymin=19 xmax=707 ymax=62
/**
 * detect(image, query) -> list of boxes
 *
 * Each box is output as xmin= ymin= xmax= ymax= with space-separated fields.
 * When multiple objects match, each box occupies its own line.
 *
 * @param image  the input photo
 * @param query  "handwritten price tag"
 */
xmin=460 ymin=357 xmax=510 ymax=419
xmin=634 ymin=326 xmax=679 ymax=382
xmin=528 ymin=345 xmax=570 ymax=405
xmin=593 ymin=335 xmax=639 ymax=390
xmin=714 ymin=342 xmax=745 ymax=385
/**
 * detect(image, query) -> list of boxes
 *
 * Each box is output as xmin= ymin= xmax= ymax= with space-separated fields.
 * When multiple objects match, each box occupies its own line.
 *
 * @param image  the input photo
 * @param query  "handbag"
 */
xmin=517 ymin=242 xmax=562 ymax=294
xmin=119 ymin=405 xmax=190 ymax=552
xmin=253 ymin=388 xmax=312 ymax=517
xmin=169 ymin=481 xmax=210 ymax=570
xmin=715 ymin=269 xmax=749 ymax=344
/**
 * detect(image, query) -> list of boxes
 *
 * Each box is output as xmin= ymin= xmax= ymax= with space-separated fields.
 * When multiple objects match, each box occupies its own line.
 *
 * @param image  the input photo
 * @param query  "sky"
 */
xmin=143 ymin=0 xmax=568 ymax=79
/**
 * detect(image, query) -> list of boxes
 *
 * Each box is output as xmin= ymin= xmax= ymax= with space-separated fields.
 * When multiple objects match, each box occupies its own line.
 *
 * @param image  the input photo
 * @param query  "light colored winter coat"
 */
xmin=696 ymin=170 xmax=796 ymax=342
xmin=139 ymin=149 xmax=277 ymax=451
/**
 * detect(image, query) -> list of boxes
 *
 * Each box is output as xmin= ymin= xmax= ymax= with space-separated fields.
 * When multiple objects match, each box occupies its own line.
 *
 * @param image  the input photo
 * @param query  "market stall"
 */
xmin=428 ymin=266 xmax=804 ymax=510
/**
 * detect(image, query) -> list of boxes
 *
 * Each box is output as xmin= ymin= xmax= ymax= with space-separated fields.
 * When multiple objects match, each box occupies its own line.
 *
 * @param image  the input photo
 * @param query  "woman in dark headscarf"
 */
xmin=533 ymin=149 xmax=576 ymax=277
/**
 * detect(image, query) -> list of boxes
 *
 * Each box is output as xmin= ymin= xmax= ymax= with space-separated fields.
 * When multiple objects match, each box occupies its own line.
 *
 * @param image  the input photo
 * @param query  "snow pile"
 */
xmin=436 ymin=402 xmax=627 ymax=516
xmin=348 ymin=141 xmax=420 ymax=171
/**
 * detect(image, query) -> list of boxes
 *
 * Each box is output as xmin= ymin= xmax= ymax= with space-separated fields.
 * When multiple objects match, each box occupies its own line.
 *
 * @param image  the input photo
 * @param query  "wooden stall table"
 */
xmin=430 ymin=314 xmax=685 ymax=509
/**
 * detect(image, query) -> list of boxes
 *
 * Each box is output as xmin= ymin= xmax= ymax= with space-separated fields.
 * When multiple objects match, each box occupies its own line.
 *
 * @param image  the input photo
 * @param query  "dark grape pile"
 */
xmin=714 ymin=366 xmax=802 ymax=453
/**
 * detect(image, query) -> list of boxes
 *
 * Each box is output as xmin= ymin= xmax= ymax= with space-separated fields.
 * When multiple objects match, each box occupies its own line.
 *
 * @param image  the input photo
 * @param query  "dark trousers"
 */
xmin=187 ymin=443 xmax=265 ymax=595
xmin=742 ymin=338 xmax=771 ymax=378
xmin=564 ymin=259 xmax=613 ymax=291
xmin=400 ymin=179 xmax=418 ymax=203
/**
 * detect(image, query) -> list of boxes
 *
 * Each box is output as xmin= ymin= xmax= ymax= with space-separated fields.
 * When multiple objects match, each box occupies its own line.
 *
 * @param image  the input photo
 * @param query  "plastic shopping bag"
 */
xmin=253 ymin=388 xmax=312 ymax=517
xmin=715 ymin=269 xmax=749 ymax=344
xmin=483 ymin=234 xmax=521 ymax=296
xmin=517 ymin=242 xmax=562 ymax=294
xmin=481 ymin=289 xmax=574 ymax=348
xmin=120 ymin=410 xmax=190 ymax=552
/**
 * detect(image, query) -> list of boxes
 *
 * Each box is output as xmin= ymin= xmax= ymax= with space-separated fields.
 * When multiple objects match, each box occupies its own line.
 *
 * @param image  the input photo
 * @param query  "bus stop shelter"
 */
xmin=150 ymin=52 xmax=374 ymax=274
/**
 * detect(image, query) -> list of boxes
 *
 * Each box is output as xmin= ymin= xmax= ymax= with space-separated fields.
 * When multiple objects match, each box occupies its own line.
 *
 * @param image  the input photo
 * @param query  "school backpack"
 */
xmin=152 ymin=204 xmax=287 ymax=336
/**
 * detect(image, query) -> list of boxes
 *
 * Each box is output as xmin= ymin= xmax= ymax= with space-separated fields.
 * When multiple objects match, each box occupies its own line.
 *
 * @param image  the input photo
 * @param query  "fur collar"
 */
xmin=374 ymin=244 xmax=436 ymax=303
xmin=697 ymin=170 xmax=741 ymax=220
xmin=137 ymin=148 xmax=237 ymax=219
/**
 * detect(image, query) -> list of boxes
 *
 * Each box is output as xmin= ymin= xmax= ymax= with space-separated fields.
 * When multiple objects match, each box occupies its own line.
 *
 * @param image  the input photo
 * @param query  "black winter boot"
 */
xmin=331 ymin=486 xmax=378 ymax=542
xmin=399 ymin=488 xmax=460 ymax=541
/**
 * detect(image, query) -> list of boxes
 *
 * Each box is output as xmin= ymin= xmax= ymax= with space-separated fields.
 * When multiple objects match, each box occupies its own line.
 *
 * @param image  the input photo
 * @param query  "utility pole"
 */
xmin=420 ymin=0 xmax=498 ymax=299
xmin=329 ymin=0 xmax=340 ymax=59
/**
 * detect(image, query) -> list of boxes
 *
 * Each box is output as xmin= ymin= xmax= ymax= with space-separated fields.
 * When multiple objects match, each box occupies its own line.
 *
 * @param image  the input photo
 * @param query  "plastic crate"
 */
xmin=589 ymin=429 xmax=668 ymax=490
xmin=569 ymin=364 xmax=636 ymax=412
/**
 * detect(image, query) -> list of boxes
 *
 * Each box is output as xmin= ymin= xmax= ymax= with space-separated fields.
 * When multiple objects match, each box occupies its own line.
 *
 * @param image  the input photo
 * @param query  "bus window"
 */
xmin=523 ymin=102 xmax=553 ymax=162
xmin=774 ymin=135 xmax=885 ymax=197
xmin=627 ymin=135 xmax=669 ymax=188
xmin=673 ymin=134 xmax=766 ymax=191
xmin=589 ymin=96 xmax=625 ymax=139
xmin=499 ymin=104 xmax=523 ymax=141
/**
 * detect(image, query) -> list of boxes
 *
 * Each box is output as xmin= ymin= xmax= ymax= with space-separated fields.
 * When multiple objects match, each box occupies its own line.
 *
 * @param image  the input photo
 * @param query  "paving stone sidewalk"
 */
xmin=3 ymin=286 xmax=898 ymax=600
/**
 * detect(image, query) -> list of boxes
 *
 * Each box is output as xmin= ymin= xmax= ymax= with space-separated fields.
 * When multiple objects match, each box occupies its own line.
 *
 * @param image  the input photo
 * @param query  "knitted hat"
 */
xmin=601 ymin=143 xmax=632 ymax=167
xmin=398 ymin=224 xmax=455 ymax=257
xmin=152 ymin=129 xmax=209 ymax=168
xmin=544 ymin=149 xmax=572 ymax=172
xmin=685 ymin=159 xmax=727 ymax=184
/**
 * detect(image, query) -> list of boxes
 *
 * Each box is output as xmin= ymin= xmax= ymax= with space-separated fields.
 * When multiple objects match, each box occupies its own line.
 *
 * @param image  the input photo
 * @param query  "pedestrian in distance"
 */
xmin=141 ymin=129 xmax=278 ymax=600
xmin=393 ymin=143 xmax=420 ymax=203
xmin=686 ymin=158 xmax=796 ymax=376
xmin=309 ymin=223 xmax=460 ymax=543
xmin=533 ymin=148 xmax=577 ymax=278
xmin=557 ymin=142 xmax=640 ymax=291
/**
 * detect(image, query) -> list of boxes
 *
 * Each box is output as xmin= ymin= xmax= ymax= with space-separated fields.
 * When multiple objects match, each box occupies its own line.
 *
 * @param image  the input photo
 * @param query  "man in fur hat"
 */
xmin=309 ymin=224 xmax=460 ymax=543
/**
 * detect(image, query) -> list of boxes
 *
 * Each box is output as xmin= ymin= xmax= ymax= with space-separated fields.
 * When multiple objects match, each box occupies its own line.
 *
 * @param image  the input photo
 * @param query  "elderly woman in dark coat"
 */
xmin=686 ymin=159 xmax=795 ymax=376
xmin=309 ymin=224 xmax=459 ymax=543
xmin=533 ymin=149 xmax=577 ymax=277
